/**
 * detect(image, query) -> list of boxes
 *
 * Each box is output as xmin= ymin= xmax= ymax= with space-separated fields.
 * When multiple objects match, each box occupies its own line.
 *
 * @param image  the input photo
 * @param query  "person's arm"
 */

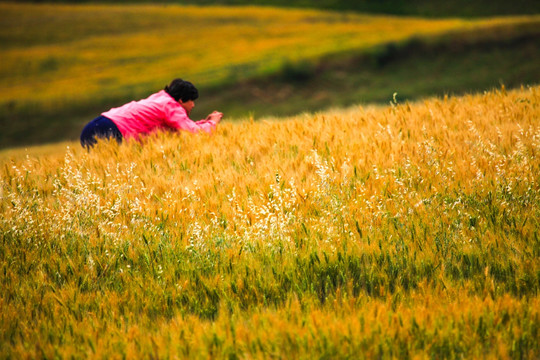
xmin=165 ymin=106 xmax=222 ymax=134
xmin=196 ymin=111 xmax=223 ymax=125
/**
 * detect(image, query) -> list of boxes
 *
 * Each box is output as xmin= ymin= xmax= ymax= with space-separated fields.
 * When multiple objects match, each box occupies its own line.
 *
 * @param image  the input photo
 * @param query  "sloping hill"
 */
xmin=201 ymin=22 xmax=539 ymax=119
xmin=28 ymin=0 xmax=540 ymax=17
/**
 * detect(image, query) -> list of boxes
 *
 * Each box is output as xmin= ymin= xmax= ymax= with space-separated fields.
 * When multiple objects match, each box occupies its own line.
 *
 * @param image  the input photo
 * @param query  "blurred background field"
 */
xmin=16 ymin=0 xmax=540 ymax=17
xmin=0 ymin=2 xmax=539 ymax=149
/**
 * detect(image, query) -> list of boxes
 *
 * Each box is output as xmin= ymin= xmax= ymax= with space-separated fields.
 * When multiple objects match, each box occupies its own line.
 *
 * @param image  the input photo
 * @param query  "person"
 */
xmin=80 ymin=78 xmax=223 ymax=148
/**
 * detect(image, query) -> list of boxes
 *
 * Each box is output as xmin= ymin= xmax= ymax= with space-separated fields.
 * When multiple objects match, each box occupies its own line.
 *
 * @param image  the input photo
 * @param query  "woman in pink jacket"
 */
xmin=80 ymin=78 xmax=223 ymax=148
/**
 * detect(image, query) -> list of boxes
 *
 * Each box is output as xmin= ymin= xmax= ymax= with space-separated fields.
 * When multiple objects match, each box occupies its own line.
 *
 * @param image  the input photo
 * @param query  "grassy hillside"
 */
xmin=17 ymin=0 xmax=540 ymax=17
xmin=178 ymin=0 xmax=540 ymax=17
xmin=1 ymin=86 xmax=539 ymax=358
xmin=202 ymin=22 xmax=540 ymax=119
xmin=1 ymin=2 xmax=539 ymax=149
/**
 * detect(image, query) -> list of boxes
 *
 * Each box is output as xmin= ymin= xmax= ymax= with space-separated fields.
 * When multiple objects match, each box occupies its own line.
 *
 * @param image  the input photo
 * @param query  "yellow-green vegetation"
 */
xmin=1 ymin=2 xmax=538 ymax=117
xmin=1 ymin=85 xmax=539 ymax=358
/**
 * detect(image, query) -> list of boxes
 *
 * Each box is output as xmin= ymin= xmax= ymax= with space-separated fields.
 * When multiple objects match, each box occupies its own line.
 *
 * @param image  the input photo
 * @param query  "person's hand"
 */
xmin=206 ymin=111 xmax=223 ymax=123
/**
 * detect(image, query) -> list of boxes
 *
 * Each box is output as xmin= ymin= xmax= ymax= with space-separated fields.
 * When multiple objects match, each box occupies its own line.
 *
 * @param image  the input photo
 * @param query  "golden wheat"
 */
xmin=1 ymin=86 xmax=539 ymax=358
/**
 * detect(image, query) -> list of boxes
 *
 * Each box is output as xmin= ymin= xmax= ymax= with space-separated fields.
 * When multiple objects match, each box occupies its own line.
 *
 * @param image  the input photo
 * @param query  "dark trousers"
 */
xmin=80 ymin=115 xmax=123 ymax=148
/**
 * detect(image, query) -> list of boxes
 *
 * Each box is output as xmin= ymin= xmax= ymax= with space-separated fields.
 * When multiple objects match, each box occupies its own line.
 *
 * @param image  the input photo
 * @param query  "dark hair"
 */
xmin=164 ymin=78 xmax=199 ymax=102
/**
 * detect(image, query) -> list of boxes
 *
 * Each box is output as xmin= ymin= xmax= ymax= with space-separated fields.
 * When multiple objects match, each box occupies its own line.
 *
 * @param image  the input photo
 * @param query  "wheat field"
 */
xmin=1 ymin=85 xmax=539 ymax=358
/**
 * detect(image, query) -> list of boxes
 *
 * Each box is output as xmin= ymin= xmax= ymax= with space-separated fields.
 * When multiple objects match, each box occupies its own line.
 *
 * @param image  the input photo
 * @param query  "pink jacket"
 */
xmin=102 ymin=90 xmax=217 ymax=139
